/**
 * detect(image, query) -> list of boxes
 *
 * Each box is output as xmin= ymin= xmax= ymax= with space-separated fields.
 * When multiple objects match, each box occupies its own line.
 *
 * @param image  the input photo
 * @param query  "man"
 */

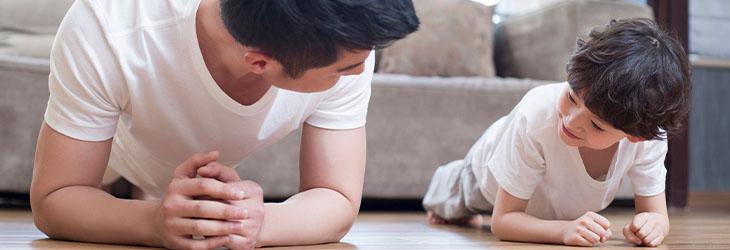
xmin=30 ymin=0 xmax=419 ymax=249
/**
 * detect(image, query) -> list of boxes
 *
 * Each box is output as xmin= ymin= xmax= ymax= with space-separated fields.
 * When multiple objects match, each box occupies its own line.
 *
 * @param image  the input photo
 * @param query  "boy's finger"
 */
xmin=578 ymin=227 xmax=600 ymax=244
xmin=630 ymin=214 xmax=648 ymax=232
xmin=584 ymin=220 xmax=610 ymax=240
xmin=636 ymin=220 xmax=656 ymax=239
xmin=648 ymin=233 xmax=664 ymax=247
xmin=641 ymin=226 xmax=661 ymax=244
xmin=589 ymin=213 xmax=611 ymax=229
xmin=623 ymin=224 xmax=642 ymax=245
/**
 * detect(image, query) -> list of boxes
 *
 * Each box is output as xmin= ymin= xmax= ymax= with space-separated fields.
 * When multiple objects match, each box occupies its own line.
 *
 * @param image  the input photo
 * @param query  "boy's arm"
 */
xmin=31 ymin=123 xmax=250 ymax=249
xmin=623 ymin=192 xmax=670 ymax=246
xmin=255 ymin=123 xmax=366 ymax=246
xmin=490 ymin=187 xmax=612 ymax=246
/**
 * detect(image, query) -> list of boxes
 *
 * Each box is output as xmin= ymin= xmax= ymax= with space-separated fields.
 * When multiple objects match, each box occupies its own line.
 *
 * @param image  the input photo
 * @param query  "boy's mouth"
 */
xmin=561 ymin=122 xmax=582 ymax=140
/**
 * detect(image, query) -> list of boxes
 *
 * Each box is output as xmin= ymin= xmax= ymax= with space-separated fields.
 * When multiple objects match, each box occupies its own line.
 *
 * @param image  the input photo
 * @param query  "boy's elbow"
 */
xmin=490 ymin=215 xmax=514 ymax=241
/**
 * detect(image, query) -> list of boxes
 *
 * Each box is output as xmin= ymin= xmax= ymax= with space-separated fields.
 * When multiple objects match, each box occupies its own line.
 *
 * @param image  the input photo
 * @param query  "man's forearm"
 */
xmin=33 ymin=186 xmax=161 ymax=246
xmin=256 ymin=188 xmax=358 ymax=246
xmin=491 ymin=211 xmax=568 ymax=244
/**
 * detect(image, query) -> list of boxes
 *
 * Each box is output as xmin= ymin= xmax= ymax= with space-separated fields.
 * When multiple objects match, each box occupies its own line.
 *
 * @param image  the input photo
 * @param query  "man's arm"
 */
xmin=490 ymin=187 xmax=612 ymax=246
xmin=31 ymin=123 xmax=248 ymax=248
xmin=31 ymin=123 xmax=160 ymax=245
xmin=623 ymin=192 xmax=670 ymax=246
xmin=255 ymin=123 xmax=366 ymax=246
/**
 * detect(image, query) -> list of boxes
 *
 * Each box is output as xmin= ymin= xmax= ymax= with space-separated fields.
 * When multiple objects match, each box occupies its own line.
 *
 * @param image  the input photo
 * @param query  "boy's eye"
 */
xmin=591 ymin=121 xmax=604 ymax=132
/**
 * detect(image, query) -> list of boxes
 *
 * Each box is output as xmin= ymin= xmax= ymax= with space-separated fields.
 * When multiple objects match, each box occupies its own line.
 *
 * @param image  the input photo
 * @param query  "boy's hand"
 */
xmin=198 ymin=162 xmax=265 ymax=250
xmin=623 ymin=212 xmax=668 ymax=247
xmin=153 ymin=151 xmax=250 ymax=249
xmin=561 ymin=211 xmax=612 ymax=246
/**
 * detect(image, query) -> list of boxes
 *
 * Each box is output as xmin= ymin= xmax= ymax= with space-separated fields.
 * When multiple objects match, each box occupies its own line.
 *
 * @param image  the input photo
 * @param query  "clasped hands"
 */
xmin=154 ymin=151 xmax=264 ymax=250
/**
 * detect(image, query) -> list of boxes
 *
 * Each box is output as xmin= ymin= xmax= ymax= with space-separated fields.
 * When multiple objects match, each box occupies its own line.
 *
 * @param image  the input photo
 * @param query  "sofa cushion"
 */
xmin=378 ymin=0 xmax=495 ymax=77
xmin=494 ymin=0 xmax=653 ymax=81
xmin=0 ymin=32 xmax=55 ymax=58
xmin=0 ymin=0 xmax=75 ymax=34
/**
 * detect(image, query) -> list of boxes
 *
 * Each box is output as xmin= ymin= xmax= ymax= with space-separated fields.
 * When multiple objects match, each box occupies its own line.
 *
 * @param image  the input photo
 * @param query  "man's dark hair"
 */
xmin=220 ymin=0 xmax=419 ymax=78
xmin=566 ymin=18 xmax=691 ymax=140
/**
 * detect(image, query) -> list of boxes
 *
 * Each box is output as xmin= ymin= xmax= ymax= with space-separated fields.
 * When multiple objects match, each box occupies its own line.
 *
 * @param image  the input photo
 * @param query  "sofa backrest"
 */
xmin=494 ymin=0 xmax=654 ymax=81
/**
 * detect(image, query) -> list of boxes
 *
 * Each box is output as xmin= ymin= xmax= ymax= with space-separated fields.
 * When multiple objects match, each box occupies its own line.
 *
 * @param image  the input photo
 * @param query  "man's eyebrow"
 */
xmin=336 ymin=61 xmax=364 ymax=72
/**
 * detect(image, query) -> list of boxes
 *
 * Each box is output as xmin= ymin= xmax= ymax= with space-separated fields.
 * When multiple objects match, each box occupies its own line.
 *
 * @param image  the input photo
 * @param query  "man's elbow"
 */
xmin=31 ymin=199 xmax=62 ymax=240
xmin=328 ymin=207 xmax=358 ymax=242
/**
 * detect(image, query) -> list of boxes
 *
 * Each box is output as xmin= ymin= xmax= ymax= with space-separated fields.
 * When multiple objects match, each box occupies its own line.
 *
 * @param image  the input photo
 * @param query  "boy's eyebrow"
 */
xmin=336 ymin=61 xmax=365 ymax=72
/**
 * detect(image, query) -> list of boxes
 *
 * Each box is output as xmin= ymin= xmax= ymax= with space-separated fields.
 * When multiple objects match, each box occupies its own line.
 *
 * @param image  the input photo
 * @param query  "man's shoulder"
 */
xmin=81 ymin=0 xmax=198 ymax=35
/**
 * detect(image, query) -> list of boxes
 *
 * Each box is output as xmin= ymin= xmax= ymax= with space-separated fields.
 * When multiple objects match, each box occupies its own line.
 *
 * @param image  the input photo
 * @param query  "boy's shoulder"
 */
xmin=512 ymin=82 xmax=565 ymax=122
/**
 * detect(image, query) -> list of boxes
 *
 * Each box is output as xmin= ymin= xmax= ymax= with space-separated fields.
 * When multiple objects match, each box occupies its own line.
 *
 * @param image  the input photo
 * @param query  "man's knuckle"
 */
xmin=191 ymin=221 xmax=204 ymax=235
xmin=193 ymin=203 xmax=205 ymax=215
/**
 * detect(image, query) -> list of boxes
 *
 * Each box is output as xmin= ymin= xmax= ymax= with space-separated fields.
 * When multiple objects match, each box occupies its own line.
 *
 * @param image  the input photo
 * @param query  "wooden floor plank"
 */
xmin=2 ymin=206 xmax=730 ymax=249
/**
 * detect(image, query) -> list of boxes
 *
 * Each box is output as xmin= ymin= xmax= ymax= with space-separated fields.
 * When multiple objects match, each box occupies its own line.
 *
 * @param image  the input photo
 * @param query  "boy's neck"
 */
xmin=578 ymin=143 xmax=619 ymax=181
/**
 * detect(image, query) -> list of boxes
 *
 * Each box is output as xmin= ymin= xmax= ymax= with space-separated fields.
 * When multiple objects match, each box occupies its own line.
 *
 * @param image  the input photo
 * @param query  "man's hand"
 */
xmin=152 ymin=151 xmax=250 ymax=249
xmin=561 ymin=211 xmax=613 ymax=246
xmin=197 ymin=162 xmax=265 ymax=249
xmin=623 ymin=212 xmax=669 ymax=247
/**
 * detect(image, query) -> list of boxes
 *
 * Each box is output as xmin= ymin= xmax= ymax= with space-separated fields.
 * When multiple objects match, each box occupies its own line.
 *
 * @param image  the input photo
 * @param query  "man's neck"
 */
xmin=196 ymin=0 xmax=271 ymax=106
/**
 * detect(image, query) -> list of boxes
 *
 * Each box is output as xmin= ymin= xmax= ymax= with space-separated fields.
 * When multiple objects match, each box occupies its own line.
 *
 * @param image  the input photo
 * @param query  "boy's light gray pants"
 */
xmin=422 ymin=159 xmax=494 ymax=219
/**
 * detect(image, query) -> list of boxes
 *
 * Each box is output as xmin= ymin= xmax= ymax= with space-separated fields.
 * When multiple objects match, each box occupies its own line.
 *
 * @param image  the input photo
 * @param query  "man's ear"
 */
xmin=627 ymin=135 xmax=645 ymax=143
xmin=243 ymin=50 xmax=275 ymax=74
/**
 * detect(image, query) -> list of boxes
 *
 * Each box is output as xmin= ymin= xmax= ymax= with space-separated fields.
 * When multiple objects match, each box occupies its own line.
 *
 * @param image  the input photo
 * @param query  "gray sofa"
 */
xmin=1 ymin=0 xmax=650 ymax=200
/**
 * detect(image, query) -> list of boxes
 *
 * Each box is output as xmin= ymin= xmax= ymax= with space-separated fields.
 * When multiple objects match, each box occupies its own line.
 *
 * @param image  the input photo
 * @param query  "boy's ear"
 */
xmin=626 ymin=135 xmax=645 ymax=143
xmin=243 ymin=50 xmax=275 ymax=74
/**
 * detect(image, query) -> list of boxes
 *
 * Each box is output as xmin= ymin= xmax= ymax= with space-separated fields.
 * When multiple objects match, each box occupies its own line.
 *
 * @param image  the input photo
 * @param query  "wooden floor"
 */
xmin=2 ymin=194 xmax=730 ymax=249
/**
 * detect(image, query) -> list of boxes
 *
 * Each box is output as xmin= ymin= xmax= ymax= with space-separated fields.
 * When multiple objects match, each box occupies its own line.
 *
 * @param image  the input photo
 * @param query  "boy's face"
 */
xmin=556 ymin=85 xmax=638 ymax=150
xmin=263 ymin=49 xmax=371 ymax=93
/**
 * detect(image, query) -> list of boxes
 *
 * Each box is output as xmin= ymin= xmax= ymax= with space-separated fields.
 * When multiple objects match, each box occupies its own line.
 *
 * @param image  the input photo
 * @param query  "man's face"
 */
xmin=556 ymin=85 xmax=629 ymax=150
xmin=264 ymin=49 xmax=371 ymax=93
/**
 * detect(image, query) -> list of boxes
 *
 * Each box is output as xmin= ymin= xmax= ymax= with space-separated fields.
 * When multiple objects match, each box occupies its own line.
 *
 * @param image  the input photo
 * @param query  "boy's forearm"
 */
xmin=33 ymin=186 xmax=161 ymax=247
xmin=256 ymin=187 xmax=358 ymax=247
xmin=492 ymin=211 xmax=568 ymax=244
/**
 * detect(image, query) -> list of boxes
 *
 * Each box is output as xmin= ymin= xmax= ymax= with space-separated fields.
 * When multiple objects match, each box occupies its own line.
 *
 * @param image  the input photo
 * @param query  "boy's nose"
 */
xmin=564 ymin=114 xmax=584 ymax=134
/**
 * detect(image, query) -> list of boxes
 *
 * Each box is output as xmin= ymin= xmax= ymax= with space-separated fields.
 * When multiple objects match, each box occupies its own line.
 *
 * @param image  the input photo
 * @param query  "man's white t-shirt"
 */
xmin=45 ymin=0 xmax=373 ymax=198
xmin=469 ymin=83 xmax=667 ymax=220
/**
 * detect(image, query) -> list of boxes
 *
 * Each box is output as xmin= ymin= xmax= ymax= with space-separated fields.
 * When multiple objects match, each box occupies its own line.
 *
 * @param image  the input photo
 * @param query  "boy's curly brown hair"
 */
xmin=566 ymin=18 xmax=691 ymax=140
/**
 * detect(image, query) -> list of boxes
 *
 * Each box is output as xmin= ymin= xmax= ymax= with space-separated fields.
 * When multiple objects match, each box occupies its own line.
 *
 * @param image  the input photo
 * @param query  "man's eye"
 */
xmin=568 ymin=93 xmax=576 ymax=103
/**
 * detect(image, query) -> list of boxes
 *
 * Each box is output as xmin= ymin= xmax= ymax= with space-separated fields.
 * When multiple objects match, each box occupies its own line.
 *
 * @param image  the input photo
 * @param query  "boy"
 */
xmin=31 ymin=0 xmax=418 ymax=249
xmin=422 ymin=18 xmax=690 ymax=247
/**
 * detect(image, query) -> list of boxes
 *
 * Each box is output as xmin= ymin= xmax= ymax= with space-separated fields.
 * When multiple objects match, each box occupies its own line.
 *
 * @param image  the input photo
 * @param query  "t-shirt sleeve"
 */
xmin=304 ymin=51 xmax=374 ymax=130
xmin=487 ymin=113 xmax=546 ymax=200
xmin=627 ymin=140 xmax=668 ymax=196
xmin=44 ymin=1 xmax=126 ymax=142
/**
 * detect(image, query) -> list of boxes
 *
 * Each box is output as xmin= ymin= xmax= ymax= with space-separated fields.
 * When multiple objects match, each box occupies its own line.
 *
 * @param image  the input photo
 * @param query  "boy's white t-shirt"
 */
xmin=470 ymin=83 xmax=667 ymax=220
xmin=44 ymin=0 xmax=373 ymax=198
